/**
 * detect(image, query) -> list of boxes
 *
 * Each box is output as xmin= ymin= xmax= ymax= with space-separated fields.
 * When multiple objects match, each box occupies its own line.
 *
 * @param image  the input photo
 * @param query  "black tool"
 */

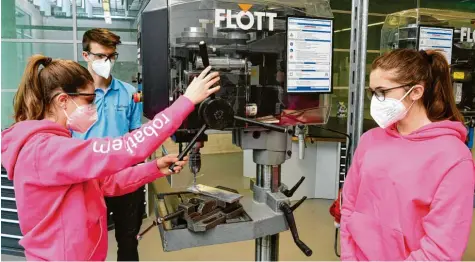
xmin=280 ymin=197 xmax=313 ymax=257
xmin=282 ymin=176 xmax=306 ymax=197
xmin=169 ymin=124 xmax=207 ymax=173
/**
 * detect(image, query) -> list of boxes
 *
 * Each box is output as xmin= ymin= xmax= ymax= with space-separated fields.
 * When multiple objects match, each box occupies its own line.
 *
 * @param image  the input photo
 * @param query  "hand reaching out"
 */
xmin=156 ymin=154 xmax=188 ymax=175
xmin=184 ymin=66 xmax=221 ymax=104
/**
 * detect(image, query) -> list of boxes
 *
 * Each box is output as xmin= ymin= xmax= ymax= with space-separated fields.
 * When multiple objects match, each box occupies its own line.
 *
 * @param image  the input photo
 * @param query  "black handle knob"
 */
xmin=280 ymin=199 xmax=313 ymax=257
xmin=291 ymin=196 xmax=307 ymax=212
xmin=199 ymin=41 xmax=210 ymax=67
xmin=169 ymin=124 xmax=207 ymax=173
xmin=198 ymin=41 xmax=216 ymax=100
xmin=282 ymin=176 xmax=306 ymax=197
xmin=295 ymin=239 xmax=313 ymax=257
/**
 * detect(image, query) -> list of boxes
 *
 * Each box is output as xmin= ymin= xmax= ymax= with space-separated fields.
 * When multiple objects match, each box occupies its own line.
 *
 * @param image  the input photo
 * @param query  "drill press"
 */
xmin=138 ymin=0 xmax=335 ymax=259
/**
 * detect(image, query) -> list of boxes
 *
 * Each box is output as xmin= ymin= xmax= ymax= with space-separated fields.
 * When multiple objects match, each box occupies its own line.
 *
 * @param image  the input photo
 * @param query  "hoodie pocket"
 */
xmin=347 ymin=211 xmax=408 ymax=260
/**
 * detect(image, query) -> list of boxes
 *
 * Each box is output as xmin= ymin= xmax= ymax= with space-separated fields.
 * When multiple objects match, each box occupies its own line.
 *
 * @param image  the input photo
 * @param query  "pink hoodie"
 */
xmin=340 ymin=120 xmax=475 ymax=261
xmin=1 ymin=96 xmax=194 ymax=261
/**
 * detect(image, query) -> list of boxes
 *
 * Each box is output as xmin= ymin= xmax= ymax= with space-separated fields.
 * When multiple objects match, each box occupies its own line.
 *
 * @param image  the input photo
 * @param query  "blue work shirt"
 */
xmin=73 ymin=77 xmax=143 ymax=139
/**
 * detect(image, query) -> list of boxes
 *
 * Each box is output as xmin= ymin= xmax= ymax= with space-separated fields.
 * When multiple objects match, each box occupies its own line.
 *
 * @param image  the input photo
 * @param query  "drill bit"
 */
xmin=189 ymin=142 xmax=202 ymax=189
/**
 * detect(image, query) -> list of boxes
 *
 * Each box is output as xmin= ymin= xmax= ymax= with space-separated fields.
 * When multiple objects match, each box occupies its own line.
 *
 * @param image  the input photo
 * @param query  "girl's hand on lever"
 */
xmin=184 ymin=66 xmax=220 ymax=104
xmin=157 ymin=154 xmax=189 ymax=175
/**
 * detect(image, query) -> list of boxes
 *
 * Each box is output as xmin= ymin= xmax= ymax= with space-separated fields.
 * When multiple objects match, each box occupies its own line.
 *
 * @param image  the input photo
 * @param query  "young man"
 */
xmin=73 ymin=28 xmax=144 ymax=261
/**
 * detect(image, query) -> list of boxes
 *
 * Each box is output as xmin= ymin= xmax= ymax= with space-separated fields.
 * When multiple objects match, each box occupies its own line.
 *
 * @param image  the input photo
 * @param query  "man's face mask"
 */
xmin=63 ymin=98 xmax=98 ymax=133
xmin=87 ymin=52 xmax=118 ymax=79
xmin=91 ymin=59 xmax=113 ymax=79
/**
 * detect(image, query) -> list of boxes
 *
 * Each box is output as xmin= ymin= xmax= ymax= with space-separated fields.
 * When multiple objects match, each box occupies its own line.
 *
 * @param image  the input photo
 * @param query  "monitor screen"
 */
xmin=286 ymin=16 xmax=333 ymax=93
xmin=418 ymin=26 xmax=454 ymax=65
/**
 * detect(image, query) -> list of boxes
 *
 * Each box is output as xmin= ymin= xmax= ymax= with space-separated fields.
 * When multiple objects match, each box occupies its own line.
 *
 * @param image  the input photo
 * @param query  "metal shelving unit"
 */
xmin=1 ymin=166 xmax=24 ymax=257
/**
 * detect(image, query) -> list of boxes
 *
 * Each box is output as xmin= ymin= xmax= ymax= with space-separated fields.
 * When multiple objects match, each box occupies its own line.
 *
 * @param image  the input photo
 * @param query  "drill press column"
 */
xmin=255 ymin=164 xmax=281 ymax=261
xmin=238 ymin=130 xmax=290 ymax=262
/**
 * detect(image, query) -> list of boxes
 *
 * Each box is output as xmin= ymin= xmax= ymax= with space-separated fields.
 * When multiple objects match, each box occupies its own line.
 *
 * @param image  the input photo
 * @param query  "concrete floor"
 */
xmin=2 ymin=153 xmax=475 ymax=261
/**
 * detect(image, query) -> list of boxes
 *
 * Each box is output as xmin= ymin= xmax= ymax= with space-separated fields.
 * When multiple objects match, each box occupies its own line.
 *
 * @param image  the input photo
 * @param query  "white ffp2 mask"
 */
xmin=91 ymin=59 xmax=113 ymax=79
xmin=370 ymin=87 xmax=415 ymax=128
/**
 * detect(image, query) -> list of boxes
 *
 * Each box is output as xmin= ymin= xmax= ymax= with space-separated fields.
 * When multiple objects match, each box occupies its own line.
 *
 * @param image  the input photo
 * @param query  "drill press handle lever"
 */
xmin=136 ymin=209 xmax=186 ymax=241
xmin=233 ymin=116 xmax=293 ymax=135
xmin=280 ymin=197 xmax=313 ymax=257
xmin=169 ymin=124 xmax=207 ymax=173
xmin=282 ymin=176 xmax=306 ymax=197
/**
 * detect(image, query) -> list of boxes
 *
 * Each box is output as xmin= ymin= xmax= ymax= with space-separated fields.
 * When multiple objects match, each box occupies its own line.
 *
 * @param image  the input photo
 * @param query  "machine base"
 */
xmin=155 ymin=191 xmax=288 ymax=252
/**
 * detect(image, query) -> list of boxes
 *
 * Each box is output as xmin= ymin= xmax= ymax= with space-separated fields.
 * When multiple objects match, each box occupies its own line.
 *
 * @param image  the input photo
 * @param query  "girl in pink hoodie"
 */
xmin=1 ymin=55 xmax=220 ymax=260
xmin=341 ymin=49 xmax=475 ymax=260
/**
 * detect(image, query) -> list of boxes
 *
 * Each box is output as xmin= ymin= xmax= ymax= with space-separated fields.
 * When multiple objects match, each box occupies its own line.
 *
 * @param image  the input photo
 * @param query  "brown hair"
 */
xmin=82 ymin=28 xmax=121 ymax=52
xmin=372 ymin=49 xmax=463 ymax=123
xmin=14 ymin=55 xmax=94 ymax=122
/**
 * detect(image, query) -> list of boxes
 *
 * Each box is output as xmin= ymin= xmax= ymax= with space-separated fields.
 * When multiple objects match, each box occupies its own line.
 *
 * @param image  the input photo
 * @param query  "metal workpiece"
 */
xmin=157 ymin=195 xmax=288 ymax=252
xmin=187 ymin=184 xmax=243 ymax=203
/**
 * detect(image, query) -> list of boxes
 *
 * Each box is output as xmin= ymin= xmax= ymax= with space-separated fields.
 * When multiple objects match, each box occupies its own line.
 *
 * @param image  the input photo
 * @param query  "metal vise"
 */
xmin=160 ymin=194 xmax=245 ymax=232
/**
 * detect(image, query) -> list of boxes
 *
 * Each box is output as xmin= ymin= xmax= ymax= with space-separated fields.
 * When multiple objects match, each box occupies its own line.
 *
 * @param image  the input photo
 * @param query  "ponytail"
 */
xmin=423 ymin=50 xmax=464 ymax=123
xmin=14 ymin=55 xmax=52 ymax=122
xmin=13 ymin=55 xmax=93 ymax=122
xmin=372 ymin=49 xmax=464 ymax=124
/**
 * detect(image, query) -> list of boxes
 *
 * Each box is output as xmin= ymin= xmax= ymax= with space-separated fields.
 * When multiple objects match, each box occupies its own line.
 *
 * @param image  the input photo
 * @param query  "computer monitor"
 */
xmin=286 ymin=16 xmax=333 ymax=93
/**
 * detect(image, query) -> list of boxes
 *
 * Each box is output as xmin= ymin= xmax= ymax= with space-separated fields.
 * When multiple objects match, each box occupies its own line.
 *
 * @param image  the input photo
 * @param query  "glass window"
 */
xmin=1 ymin=43 xmax=74 ymax=129
xmin=2 ymin=92 xmax=17 ymax=130
xmin=75 ymin=0 xmax=142 ymax=43
xmin=1 ymin=0 xmax=74 ymax=40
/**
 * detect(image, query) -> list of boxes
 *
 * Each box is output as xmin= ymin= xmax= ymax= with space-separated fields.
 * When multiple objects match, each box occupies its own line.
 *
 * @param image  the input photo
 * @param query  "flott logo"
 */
xmin=215 ymin=4 xmax=277 ymax=31
xmin=461 ymin=27 xmax=475 ymax=43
